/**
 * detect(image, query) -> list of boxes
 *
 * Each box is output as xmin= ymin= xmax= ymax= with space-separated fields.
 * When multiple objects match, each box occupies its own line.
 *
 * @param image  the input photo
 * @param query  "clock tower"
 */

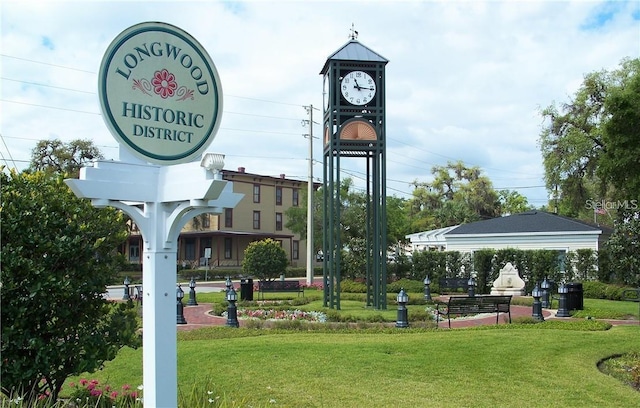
xmin=320 ymin=32 xmax=389 ymax=310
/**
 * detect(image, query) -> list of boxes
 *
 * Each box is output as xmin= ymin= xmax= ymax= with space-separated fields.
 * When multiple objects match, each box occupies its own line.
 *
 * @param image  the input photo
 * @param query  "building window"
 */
xmin=292 ymin=240 xmax=299 ymax=260
xmin=276 ymin=213 xmax=283 ymax=231
xmin=129 ymin=241 xmax=140 ymax=261
xmin=276 ymin=186 xmax=283 ymax=205
xmin=253 ymin=184 xmax=261 ymax=203
xmin=224 ymin=208 xmax=233 ymax=228
xmin=224 ymin=237 xmax=232 ymax=259
xmin=253 ymin=211 xmax=261 ymax=229
xmin=292 ymin=188 xmax=299 ymax=207
xmin=184 ymin=238 xmax=196 ymax=261
xmin=203 ymin=213 xmax=210 ymax=228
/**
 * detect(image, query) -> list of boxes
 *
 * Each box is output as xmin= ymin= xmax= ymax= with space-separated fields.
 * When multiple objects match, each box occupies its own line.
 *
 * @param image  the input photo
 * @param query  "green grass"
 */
xmin=197 ymin=289 xmax=640 ymax=322
xmin=576 ymin=298 xmax=640 ymax=319
xmin=63 ymin=323 xmax=640 ymax=407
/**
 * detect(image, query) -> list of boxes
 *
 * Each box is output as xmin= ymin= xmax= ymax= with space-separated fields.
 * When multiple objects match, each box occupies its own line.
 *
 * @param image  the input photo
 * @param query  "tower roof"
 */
xmin=320 ymin=39 xmax=388 ymax=74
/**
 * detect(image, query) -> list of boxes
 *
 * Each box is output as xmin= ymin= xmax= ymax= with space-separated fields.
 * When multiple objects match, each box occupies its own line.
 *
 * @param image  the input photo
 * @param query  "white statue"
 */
xmin=491 ymin=262 xmax=525 ymax=296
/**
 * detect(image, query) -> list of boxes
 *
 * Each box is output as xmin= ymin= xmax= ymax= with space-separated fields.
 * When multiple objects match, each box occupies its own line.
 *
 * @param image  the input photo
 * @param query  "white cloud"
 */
xmin=1 ymin=0 xmax=638 ymax=208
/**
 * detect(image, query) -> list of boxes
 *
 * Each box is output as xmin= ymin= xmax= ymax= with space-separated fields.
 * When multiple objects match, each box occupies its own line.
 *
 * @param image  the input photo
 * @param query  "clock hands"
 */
xmin=353 ymin=78 xmax=373 ymax=91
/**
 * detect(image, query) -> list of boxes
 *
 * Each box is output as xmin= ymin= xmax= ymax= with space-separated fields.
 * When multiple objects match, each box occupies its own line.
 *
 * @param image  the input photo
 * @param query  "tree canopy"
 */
xmin=0 ymin=169 xmax=139 ymax=403
xmin=242 ymin=238 xmax=289 ymax=281
xmin=407 ymin=161 xmax=501 ymax=230
xmin=538 ymin=57 xmax=640 ymax=222
xmin=28 ymin=138 xmax=103 ymax=178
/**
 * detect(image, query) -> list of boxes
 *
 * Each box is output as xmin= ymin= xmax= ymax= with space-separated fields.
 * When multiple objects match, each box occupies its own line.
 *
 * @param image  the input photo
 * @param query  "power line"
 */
xmin=1 ymin=53 xmax=548 ymax=195
xmin=0 ymin=54 xmax=96 ymax=74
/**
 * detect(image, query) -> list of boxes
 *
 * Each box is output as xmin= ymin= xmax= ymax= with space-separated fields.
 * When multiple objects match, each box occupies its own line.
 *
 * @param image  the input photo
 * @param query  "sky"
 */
xmin=1 ymin=0 xmax=639 ymax=208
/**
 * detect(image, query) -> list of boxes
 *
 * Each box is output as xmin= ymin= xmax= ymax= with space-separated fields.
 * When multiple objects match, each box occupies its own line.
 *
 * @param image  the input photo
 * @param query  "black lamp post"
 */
xmin=187 ymin=277 xmax=198 ymax=306
xmin=531 ymin=283 xmax=544 ymax=321
xmin=467 ymin=276 xmax=476 ymax=297
xmin=123 ymin=276 xmax=131 ymax=301
xmin=176 ymin=284 xmax=187 ymax=324
xmin=395 ymin=288 xmax=409 ymax=328
xmin=541 ymin=277 xmax=550 ymax=308
xmin=556 ymin=283 xmax=570 ymax=317
xmin=225 ymin=276 xmax=232 ymax=293
xmin=226 ymin=287 xmax=239 ymax=328
xmin=423 ymin=276 xmax=432 ymax=301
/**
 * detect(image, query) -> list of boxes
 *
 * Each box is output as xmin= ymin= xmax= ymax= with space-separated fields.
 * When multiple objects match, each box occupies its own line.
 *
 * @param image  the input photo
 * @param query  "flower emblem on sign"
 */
xmin=152 ymin=69 xmax=177 ymax=98
xmin=131 ymin=69 xmax=195 ymax=101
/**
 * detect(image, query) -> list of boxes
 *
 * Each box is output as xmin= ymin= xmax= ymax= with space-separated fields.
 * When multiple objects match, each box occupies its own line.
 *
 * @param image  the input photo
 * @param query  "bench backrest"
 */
xmin=258 ymin=280 xmax=300 ymax=290
xmin=447 ymin=295 xmax=512 ymax=314
xmin=439 ymin=278 xmax=469 ymax=289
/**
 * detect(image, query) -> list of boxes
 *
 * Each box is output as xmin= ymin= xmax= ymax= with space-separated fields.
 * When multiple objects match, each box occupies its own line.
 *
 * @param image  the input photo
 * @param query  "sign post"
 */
xmin=66 ymin=22 xmax=240 ymax=407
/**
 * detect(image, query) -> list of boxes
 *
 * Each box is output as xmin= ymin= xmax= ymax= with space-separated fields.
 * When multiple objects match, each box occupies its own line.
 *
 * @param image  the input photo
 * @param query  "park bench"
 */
xmin=257 ymin=280 xmax=304 ymax=300
xmin=435 ymin=295 xmax=512 ymax=329
xmin=438 ymin=278 xmax=469 ymax=294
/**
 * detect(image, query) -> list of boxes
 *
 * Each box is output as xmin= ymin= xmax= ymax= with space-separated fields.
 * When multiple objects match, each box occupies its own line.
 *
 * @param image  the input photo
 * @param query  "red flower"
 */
xmin=152 ymin=69 xmax=177 ymax=99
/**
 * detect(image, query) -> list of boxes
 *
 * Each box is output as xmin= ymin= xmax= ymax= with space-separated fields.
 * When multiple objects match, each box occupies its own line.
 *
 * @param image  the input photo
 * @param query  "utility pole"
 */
xmin=303 ymin=105 xmax=314 ymax=286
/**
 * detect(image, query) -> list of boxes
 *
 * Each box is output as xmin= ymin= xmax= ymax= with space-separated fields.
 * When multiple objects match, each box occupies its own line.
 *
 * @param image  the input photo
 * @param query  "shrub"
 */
xmin=387 ymin=279 xmax=423 ymax=294
xmin=242 ymin=239 xmax=288 ymax=281
xmin=582 ymin=281 xmax=635 ymax=301
xmin=339 ymin=280 xmax=367 ymax=293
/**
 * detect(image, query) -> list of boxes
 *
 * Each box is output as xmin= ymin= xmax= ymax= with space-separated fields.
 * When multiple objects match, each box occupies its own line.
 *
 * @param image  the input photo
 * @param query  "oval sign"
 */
xmin=99 ymin=22 xmax=223 ymax=165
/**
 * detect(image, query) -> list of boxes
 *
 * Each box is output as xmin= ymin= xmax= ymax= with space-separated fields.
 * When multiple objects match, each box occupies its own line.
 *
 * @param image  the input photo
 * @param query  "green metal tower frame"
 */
xmin=320 ymin=39 xmax=389 ymax=310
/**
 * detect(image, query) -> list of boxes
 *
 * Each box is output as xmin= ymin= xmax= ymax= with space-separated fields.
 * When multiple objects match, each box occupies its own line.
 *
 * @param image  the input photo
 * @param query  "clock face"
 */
xmin=323 ymin=74 xmax=330 ymax=110
xmin=341 ymin=70 xmax=376 ymax=106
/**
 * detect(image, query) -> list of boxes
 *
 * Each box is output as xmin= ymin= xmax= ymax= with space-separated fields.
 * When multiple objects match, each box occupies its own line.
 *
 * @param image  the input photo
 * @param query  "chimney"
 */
xmin=280 ymin=174 xmax=285 ymax=179
xmin=238 ymin=167 xmax=245 ymax=173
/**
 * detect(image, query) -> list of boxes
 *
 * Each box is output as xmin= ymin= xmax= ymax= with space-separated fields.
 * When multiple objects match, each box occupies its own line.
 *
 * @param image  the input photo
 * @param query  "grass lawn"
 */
xmin=64 ymin=323 xmax=640 ymax=407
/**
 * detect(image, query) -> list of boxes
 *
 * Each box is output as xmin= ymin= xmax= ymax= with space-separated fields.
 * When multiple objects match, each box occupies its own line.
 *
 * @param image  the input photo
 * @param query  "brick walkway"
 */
xmin=177 ymin=302 xmax=639 ymax=331
xmin=178 ymin=303 xmax=227 ymax=331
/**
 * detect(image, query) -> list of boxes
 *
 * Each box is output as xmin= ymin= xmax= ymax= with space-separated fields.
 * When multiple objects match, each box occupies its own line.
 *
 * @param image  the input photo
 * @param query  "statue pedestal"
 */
xmin=491 ymin=287 xmax=525 ymax=296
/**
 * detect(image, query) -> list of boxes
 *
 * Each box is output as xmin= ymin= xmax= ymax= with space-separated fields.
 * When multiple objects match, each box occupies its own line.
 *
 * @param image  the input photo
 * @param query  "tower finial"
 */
xmin=349 ymin=23 xmax=358 ymax=40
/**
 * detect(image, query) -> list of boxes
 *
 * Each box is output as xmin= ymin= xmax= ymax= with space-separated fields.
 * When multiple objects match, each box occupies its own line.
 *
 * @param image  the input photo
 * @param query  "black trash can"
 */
xmin=240 ymin=278 xmax=254 ymax=301
xmin=565 ymin=282 xmax=584 ymax=311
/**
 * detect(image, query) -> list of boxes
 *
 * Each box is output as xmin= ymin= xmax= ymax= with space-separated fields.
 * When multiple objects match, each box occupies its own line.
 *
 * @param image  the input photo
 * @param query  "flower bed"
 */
xmin=231 ymin=308 xmax=327 ymax=322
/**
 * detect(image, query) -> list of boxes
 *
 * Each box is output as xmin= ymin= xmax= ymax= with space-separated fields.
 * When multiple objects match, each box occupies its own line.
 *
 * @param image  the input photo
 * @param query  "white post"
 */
xmin=66 ymin=157 xmax=242 ymax=408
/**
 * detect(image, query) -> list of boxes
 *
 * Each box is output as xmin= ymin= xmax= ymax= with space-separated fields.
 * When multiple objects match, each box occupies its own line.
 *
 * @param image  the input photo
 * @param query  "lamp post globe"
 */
xmin=531 ymin=283 xmax=544 ymax=321
xmin=123 ymin=276 xmax=131 ymax=301
xmin=396 ymin=288 xmax=409 ymax=328
xmin=541 ymin=277 xmax=550 ymax=308
xmin=467 ymin=276 xmax=476 ymax=297
xmin=176 ymin=284 xmax=187 ymax=324
xmin=187 ymin=276 xmax=198 ymax=306
xmin=226 ymin=287 xmax=239 ymax=328
xmin=423 ymin=276 xmax=432 ymax=301
xmin=556 ymin=283 xmax=570 ymax=317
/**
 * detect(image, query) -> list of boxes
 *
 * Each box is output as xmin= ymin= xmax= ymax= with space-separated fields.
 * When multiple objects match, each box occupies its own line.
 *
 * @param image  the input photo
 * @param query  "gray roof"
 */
xmin=445 ymin=211 xmax=602 ymax=235
xmin=320 ymin=40 xmax=388 ymax=73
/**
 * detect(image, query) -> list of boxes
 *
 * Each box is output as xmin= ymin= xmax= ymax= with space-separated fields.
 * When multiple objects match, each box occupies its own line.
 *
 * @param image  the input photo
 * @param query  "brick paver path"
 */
xmin=177 ymin=301 xmax=638 ymax=331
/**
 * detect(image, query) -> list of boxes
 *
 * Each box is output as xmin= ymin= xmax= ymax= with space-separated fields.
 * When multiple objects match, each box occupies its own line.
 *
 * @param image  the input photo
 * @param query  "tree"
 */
xmin=602 ymin=210 xmax=640 ymax=286
xmin=599 ymin=64 xmax=640 ymax=201
xmin=0 ymin=169 xmax=140 ymax=403
xmin=285 ymin=179 xmax=411 ymax=255
xmin=285 ymin=187 xmax=323 ymax=255
xmin=29 ymin=138 xmax=103 ymax=178
xmin=408 ymin=161 xmax=500 ymax=230
xmin=242 ymin=238 xmax=289 ymax=281
xmin=538 ymin=58 xmax=640 ymax=220
xmin=498 ymin=189 xmax=534 ymax=215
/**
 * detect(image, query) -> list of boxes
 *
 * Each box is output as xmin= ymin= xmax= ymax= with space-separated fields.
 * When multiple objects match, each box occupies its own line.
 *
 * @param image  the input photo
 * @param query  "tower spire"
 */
xmin=349 ymin=23 xmax=358 ymax=40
